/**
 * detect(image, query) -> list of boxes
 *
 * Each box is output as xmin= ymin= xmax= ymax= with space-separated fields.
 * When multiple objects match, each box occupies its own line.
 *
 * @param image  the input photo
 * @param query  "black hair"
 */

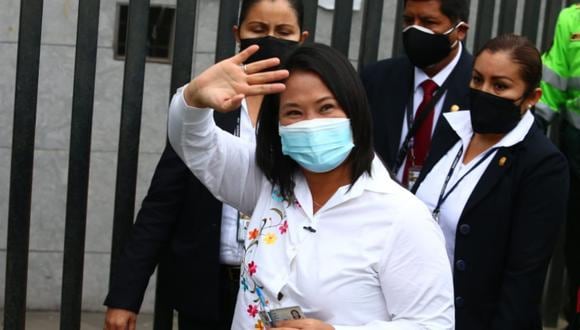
xmin=404 ymin=0 xmax=470 ymax=23
xmin=256 ymin=43 xmax=374 ymax=201
xmin=238 ymin=0 xmax=305 ymax=31
xmin=475 ymin=33 xmax=542 ymax=94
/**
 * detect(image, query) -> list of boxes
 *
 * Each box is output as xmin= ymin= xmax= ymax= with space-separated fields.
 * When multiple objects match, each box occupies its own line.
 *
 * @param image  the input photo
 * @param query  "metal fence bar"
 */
xmin=358 ymin=0 xmax=384 ymax=70
xmin=521 ymin=0 xmax=542 ymax=43
xmin=541 ymin=0 xmax=564 ymax=52
xmin=473 ymin=0 xmax=495 ymax=53
xmin=59 ymin=0 xmax=101 ymax=328
xmin=497 ymin=0 xmax=518 ymax=34
xmin=152 ymin=1 xmax=198 ymax=329
xmin=169 ymin=0 xmax=197 ymax=96
xmin=303 ymin=0 xmax=318 ymax=41
xmin=391 ymin=0 xmax=405 ymax=57
xmin=3 ymin=0 xmax=44 ymax=329
xmin=109 ymin=0 xmax=151 ymax=289
xmin=331 ymin=0 xmax=354 ymax=56
xmin=215 ymin=0 xmax=240 ymax=62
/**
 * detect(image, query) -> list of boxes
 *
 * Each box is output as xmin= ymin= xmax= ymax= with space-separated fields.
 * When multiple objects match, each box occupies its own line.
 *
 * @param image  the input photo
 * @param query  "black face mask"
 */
xmin=469 ymin=88 xmax=525 ymax=134
xmin=239 ymin=36 xmax=299 ymax=65
xmin=402 ymin=24 xmax=459 ymax=69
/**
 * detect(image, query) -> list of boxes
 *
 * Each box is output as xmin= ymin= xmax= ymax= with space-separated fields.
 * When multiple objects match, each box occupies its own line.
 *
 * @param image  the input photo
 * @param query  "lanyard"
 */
xmin=431 ymin=144 xmax=498 ymax=222
xmin=392 ymin=79 xmax=451 ymax=173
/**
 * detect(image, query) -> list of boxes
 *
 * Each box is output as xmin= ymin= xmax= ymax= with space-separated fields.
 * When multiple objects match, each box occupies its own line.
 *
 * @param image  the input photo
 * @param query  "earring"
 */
xmin=527 ymin=104 xmax=533 ymax=109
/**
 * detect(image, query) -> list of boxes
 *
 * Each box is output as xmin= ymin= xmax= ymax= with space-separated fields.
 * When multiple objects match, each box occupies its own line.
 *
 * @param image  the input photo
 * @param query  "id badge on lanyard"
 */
xmin=405 ymin=138 xmax=422 ymax=190
xmin=237 ymin=212 xmax=251 ymax=242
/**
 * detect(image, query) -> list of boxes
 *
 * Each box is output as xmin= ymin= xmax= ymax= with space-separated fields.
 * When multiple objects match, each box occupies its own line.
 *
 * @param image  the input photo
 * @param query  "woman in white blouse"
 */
xmin=168 ymin=43 xmax=454 ymax=329
xmin=412 ymin=34 xmax=569 ymax=329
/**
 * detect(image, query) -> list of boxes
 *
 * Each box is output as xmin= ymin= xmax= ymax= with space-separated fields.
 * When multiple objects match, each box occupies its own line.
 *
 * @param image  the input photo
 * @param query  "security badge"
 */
xmin=237 ymin=212 xmax=252 ymax=242
xmin=407 ymin=166 xmax=422 ymax=190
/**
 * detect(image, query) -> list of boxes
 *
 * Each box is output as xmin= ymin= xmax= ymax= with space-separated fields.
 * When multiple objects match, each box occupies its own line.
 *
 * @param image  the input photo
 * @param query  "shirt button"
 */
xmin=459 ymin=224 xmax=471 ymax=235
xmin=455 ymin=259 xmax=467 ymax=271
xmin=455 ymin=296 xmax=465 ymax=308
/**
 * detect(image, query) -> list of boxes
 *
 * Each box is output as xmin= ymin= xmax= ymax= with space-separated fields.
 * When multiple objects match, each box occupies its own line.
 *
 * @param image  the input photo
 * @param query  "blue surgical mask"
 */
xmin=278 ymin=118 xmax=355 ymax=173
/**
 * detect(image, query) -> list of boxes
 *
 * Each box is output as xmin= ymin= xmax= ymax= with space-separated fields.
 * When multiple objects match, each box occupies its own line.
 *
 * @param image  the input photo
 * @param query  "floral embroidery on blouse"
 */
xmin=271 ymin=188 xmax=284 ymax=202
xmin=240 ymin=190 xmax=291 ymax=325
xmin=255 ymin=320 xmax=265 ymax=330
xmin=279 ymin=220 xmax=288 ymax=234
xmin=249 ymin=228 xmax=259 ymax=240
xmin=248 ymin=261 xmax=258 ymax=276
xmin=263 ymin=232 xmax=277 ymax=245
xmin=247 ymin=304 xmax=259 ymax=317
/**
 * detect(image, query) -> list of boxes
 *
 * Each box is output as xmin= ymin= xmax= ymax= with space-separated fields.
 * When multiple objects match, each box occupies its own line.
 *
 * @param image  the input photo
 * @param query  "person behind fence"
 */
xmin=533 ymin=3 xmax=580 ymax=329
xmin=361 ymin=0 xmax=472 ymax=190
xmin=410 ymin=34 xmax=569 ymax=329
xmin=168 ymin=42 xmax=455 ymax=329
xmin=103 ymin=0 xmax=308 ymax=329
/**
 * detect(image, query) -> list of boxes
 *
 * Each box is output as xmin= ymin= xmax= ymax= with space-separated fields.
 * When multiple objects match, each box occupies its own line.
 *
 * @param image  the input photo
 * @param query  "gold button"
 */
xmin=450 ymin=104 xmax=460 ymax=112
xmin=499 ymin=156 xmax=507 ymax=167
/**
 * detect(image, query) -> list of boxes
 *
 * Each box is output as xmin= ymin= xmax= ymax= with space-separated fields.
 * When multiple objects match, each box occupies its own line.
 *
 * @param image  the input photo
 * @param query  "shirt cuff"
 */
xmin=177 ymin=84 xmax=213 ymax=124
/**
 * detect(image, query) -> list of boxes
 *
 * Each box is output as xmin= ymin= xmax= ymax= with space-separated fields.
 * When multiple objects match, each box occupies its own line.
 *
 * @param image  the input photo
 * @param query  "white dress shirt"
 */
xmin=396 ymin=43 xmax=463 ymax=182
xmin=220 ymin=99 xmax=254 ymax=265
xmin=415 ymin=110 xmax=535 ymax=265
xmin=168 ymin=88 xmax=454 ymax=330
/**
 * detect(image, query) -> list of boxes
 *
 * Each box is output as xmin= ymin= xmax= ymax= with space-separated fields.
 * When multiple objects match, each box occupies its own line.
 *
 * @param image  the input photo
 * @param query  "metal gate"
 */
xmin=3 ymin=0 xmax=575 ymax=329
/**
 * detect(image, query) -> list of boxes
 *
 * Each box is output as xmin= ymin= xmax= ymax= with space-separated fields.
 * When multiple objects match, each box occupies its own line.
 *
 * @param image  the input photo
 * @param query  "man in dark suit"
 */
xmin=361 ymin=0 xmax=472 ymax=189
xmin=103 ymin=110 xmax=242 ymax=330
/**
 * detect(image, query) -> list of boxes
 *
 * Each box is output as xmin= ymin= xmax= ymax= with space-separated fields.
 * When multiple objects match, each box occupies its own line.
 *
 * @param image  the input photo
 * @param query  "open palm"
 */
xmin=184 ymin=45 xmax=290 ymax=112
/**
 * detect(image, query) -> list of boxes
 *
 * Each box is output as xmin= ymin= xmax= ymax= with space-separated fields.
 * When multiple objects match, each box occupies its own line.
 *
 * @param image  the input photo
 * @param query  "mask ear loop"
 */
xmin=445 ymin=21 xmax=466 ymax=48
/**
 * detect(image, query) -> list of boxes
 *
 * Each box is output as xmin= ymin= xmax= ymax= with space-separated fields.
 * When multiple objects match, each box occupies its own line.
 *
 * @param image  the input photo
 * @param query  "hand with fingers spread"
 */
xmin=183 ymin=45 xmax=289 ymax=112
xmin=270 ymin=318 xmax=335 ymax=330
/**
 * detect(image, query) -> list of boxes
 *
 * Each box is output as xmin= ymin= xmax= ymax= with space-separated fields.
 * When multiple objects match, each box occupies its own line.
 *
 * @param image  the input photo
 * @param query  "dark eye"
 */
xmin=471 ymin=75 xmax=482 ymax=84
xmin=494 ymin=83 xmax=507 ymax=91
xmin=320 ymin=104 xmax=335 ymax=113
xmin=277 ymin=29 xmax=292 ymax=36
xmin=283 ymin=109 xmax=301 ymax=117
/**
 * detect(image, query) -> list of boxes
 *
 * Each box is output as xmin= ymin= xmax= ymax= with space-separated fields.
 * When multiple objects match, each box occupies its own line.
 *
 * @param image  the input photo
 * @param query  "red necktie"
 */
xmin=402 ymin=79 xmax=438 ymax=186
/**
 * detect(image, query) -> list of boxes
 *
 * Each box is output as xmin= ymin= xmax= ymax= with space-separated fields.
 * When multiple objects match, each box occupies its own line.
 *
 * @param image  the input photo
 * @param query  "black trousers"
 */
xmin=565 ymin=170 xmax=580 ymax=329
xmin=178 ymin=266 xmax=240 ymax=330
xmin=562 ymin=123 xmax=580 ymax=329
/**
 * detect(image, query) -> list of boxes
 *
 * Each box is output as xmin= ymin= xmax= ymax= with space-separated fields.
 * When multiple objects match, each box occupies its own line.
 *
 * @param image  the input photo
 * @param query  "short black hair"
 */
xmin=239 ymin=0 xmax=305 ymax=31
xmin=475 ymin=33 xmax=542 ymax=94
xmin=256 ymin=43 xmax=374 ymax=200
xmin=404 ymin=0 xmax=470 ymax=22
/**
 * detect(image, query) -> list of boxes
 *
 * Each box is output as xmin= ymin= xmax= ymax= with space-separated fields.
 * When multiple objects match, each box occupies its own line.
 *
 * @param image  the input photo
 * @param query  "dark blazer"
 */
xmin=360 ymin=47 xmax=473 ymax=171
xmin=104 ymin=109 xmax=241 ymax=320
xmin=412 ymin=121 xmax=569 ymax=329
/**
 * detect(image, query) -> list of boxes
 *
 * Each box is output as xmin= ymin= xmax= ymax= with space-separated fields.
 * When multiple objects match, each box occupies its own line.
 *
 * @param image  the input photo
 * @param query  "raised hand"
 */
xmin=183 ymin=45 xmax=290 ymax=112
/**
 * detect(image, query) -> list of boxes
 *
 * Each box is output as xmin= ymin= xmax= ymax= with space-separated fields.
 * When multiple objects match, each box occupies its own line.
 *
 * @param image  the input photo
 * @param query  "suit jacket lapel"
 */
xmin=434 ymin=47 xmax=473 ymax=136
xmin=461 ymin=147 xmax=515 ymax=217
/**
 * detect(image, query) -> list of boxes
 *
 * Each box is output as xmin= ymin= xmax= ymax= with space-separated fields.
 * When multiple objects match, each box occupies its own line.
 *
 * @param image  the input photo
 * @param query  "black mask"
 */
xmin=469 ymin=88 xmax=524 ymax=134
xmin=239 ymin=36 xmax=299 ymax=65
xmin=402 ymin=24 xmax=459 ymax=69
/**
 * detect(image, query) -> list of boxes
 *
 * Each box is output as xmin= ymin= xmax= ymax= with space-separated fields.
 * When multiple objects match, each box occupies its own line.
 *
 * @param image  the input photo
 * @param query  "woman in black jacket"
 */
xmin=413 ymin=34 xmax=569 ymax=329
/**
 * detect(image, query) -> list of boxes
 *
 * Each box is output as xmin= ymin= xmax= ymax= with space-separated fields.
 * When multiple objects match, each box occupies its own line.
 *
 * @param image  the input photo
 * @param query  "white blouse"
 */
xmin=168 ymin=87 xmax=454 ymax=330
xmin=415 ymin=110 xmax=534 ymax=265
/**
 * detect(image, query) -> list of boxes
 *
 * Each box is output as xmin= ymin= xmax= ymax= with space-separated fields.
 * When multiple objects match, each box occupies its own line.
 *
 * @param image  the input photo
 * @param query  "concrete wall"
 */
xmin=0 ymin=0 xmax=548 ymax=314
